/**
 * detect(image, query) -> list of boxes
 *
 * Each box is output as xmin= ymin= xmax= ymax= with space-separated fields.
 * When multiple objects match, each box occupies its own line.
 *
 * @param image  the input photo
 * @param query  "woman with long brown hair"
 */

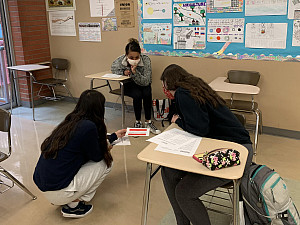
xmin=160 ymin=64 xmax=253 ymax=225
xmin=33 ymin=90 xmax=126 ymax=218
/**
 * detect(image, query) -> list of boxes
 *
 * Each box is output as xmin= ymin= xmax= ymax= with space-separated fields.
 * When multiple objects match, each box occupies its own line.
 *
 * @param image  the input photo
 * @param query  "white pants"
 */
xmin=43 ymin=160 xmax=112 ymax=205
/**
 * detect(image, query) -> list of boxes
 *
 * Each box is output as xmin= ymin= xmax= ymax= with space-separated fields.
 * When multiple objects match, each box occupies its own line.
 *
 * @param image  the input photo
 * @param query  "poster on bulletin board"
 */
xmin=138 ymin=0 xmax=300 ymax=61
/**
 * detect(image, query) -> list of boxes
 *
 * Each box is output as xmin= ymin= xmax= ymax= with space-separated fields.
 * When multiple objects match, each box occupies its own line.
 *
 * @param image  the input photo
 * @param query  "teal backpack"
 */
xmin=241 ymin=163 xmax=300 ymax=225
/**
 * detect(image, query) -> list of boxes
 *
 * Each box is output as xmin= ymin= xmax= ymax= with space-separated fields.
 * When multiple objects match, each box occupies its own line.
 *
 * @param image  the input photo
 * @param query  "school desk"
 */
xmin=7 ymin=64 xmax=50 ymax=121
xmin=137 ymin=123 xmax=248 ymax=225
xmin=85 ymin=71 xmax=130 ymax=128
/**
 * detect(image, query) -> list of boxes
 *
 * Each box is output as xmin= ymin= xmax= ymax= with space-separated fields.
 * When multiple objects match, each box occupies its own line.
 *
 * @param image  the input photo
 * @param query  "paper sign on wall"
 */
xmin=173 ymin=27 xmax=206 ymax=49
xmin=49 ymin=11 xmax=76 ymax=36
xmin=143 ymin=0 xmax=172 ymax=19
xmin=207 ymin=18 xmax=244 ymax=43
xmin=173 ymin=2 xmax=206 ymax=26
xmin=89 ymin=0 xmax=115 ymax=17
xmin=115 ymin=0 xmax=135 ymax=27
xmin=143 ymin=23 xmax=172 ymax=45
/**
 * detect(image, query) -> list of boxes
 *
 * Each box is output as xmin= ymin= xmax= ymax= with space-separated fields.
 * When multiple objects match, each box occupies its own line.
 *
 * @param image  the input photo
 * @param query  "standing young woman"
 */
xmin=111 ymin=38 xmax=161 ymax=134
xmin=160 ymin=64 xmax=253 ymax=225
xmin=33 ymin=90 xmax=126 ymax=218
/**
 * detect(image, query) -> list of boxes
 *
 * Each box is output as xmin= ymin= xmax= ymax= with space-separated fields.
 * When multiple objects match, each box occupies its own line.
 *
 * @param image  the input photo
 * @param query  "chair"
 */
xmin=107 ymin=81 xmax=130 ymax=112
xmin=225 ymin=70 xmax=262 ymax=155
xmin=0 ymin=108 xmax=36 ymax=199
xmin=200 ymin=113 xmax=246 ymax=217
xmin=34 ymin=58 xmax=76 ymax=102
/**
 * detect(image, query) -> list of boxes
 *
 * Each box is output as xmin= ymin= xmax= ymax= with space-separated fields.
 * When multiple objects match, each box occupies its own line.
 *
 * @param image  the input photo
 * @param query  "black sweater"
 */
xmin=33 ymin=119 xmax=117 ymax=192
xmin=175 ymin=88 xmax=252 ymax=145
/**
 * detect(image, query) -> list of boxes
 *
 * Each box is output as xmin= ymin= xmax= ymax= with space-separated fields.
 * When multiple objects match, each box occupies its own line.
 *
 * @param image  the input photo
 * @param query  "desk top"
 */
xmin=7 ymin=64 xmax=49 ymax=72
xmin=209 ymin=77 xmax=260 ymax=95
xmin=137 ymin=123 xmax=248 ymax=180
xmin=85 ymin=71 xmax=130 ymax=81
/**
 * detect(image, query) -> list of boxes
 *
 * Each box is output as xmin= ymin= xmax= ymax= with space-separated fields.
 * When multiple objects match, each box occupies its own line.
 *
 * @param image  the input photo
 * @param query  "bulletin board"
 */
xmin=138 ymin=0 xmax=300 ymax=61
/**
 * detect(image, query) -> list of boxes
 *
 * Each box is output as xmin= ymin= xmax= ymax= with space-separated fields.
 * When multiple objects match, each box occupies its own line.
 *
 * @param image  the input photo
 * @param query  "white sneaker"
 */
xmin=145 ymin=121 xmax=161 ymax=135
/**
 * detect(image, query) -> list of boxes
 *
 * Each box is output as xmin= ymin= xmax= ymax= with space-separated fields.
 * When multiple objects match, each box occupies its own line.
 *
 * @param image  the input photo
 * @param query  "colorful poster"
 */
xmin=89 ymin=0 xmax=115 ymax=17
xmin=78 ymin=23 xmax=101 ymax=41
xmin=173 ymin=2 xmax=206 ymax=26
xmin=46 ymin=0 xmax=76 ymax=11
xmin=49 ymin=11 xmax=76 ymax=36
xmin=102 ymin=18 xmax=118 ymax=31
xmin=115 ymin=0 xmax=135 ymax=28
xmin=173 ymin=27 xmax=206 ymax=49
xmin=207 ymin=18 xmax=244 ymax=43
xmin=143 ymin=0 xmax=172 ymax=19
xmin=245 ymin=0 xmax=287 ymax=16
xmin=207 ymin=0 xmax=243 ymax=13
xmin=288 ymin=0 xmax=300 ymax=19
xmin=245 ymin=23 xmax=288 ymax=49
xmin=143 ymin=23 xmax=172 ymax=45
xmin=174 ymin=0 xmax=195 ymax=2
xmin=292 ymin=20 xmax=300 ymax=46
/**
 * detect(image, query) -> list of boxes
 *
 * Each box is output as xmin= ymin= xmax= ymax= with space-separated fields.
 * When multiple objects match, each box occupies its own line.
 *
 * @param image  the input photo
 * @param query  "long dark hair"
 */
xmin=41 ymin=90 xmax=113 ymax=167
xmin=160 ymin=64 xmax=225 ymax=107
xmin=125 ymin=38 xmax=141 ymax=54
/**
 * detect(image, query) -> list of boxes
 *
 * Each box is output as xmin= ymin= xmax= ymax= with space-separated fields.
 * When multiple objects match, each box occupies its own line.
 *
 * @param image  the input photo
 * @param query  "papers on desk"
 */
xmin=102 ymin=73 xmax=122 ymax=78
xmin=112 ymin=136 xmax=131 ymax=146
xmin=147 ymin=128 xmax=202 ymax=156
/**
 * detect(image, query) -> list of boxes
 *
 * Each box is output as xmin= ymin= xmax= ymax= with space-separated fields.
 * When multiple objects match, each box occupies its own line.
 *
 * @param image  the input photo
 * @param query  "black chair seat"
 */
xmin=34 ymin=78 xmax=66 ymax=85
xmin=0 ymin=152 xmax=9 ymax=162
xmin=225 ymin=99 xmax=258 ymax=111
xmin=109 ymin=88 xmax=122 ymax=95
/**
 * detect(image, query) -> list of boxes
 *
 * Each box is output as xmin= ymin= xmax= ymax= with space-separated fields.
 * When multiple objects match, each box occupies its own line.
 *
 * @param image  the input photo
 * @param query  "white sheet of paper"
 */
xmin=102 ymin=73 xmax=122 ymax=78
xmin=245 ymin=23 xmax=287 ymax=49
xmin=288 ymin=0 xmax=300 ymax=19
xmin=214 ymin=0 xmax=231 ymax=7
xmin=126 ymin=128 xmax=150 ymax=136
xmin=245 ymin=0 xmax=287 ymax=16
xmin=143 ymin=0 xmax=172 ymax=19
xmin=89 ymin=0 xmax=115 ymax=17
xmin=147 ymin=128 xmax=202 ymax=156
xmin=49 ymin=11 xmax=76 ymax=36
xmin=112 ymin=136 xmax=131 ymax=146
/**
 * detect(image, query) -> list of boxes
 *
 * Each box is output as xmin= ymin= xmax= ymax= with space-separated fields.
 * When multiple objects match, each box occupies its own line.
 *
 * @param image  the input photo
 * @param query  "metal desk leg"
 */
xmin=233 ymin=179 xmax=240 ymax=225
xmin=10 ymin=71 xmax=14 ymax=113
xmin=29 ymin=72 xmax=35 ymax=121
xmin=141 ymin=162 xmax=152 ymax=225
xmin=120 ymin=81 xmax=125 ymax=128
xmin=90 ymin=78 xmax=94 ymax=90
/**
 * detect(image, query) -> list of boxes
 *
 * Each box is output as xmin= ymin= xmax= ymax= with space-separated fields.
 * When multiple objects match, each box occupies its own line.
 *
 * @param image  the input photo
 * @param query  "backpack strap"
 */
xmin=242 ymin=195 xmax=275 ymax=219
xmin=156 ymin=99 xmax=166 ymax=117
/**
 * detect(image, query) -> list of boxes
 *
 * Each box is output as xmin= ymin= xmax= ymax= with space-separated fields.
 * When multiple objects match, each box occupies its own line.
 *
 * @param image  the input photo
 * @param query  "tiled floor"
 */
xmin=0 ymin=101 xmax=300 ymax=225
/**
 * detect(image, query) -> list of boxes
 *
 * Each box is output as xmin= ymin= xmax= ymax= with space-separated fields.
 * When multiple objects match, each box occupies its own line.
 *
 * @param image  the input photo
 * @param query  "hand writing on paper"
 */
xmin=171 ymin=114 xmax=179 ymax=123
xmin=124 ymin=69 xmax=131 ymax=76
xmin=115 ymin=129 xmax=127 ymax=138
xmin=131 ymin=65 xmax=137 ymax=74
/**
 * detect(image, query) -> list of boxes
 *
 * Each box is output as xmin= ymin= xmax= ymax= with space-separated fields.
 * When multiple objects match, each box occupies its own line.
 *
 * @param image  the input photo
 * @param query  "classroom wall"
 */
xmin=48 ymin=0 xmax=300 ymax=133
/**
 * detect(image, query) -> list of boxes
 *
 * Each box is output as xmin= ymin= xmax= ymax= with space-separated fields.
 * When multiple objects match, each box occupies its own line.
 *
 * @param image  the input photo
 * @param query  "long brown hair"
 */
xmin=41 ymin=90 xmax=113 ymax=167
xmin=160 ymin=64 xmax=225 ymax=107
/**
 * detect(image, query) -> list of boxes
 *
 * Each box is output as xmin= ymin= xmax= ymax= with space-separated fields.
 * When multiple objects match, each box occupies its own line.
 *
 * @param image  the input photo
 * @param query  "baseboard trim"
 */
xmin=262 ymin=126 xmax=300 ymax=140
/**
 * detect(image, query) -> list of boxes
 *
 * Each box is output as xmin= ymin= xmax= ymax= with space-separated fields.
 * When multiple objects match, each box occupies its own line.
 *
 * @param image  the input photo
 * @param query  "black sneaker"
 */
xmin=61 ymin=201 xmax=93 ymax=218
xmin=134 ymin=121 xmax=142 ymax=128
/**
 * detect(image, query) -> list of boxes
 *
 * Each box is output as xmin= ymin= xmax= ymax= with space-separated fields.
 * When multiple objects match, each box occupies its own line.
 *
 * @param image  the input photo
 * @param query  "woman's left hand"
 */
xmin=115 ymin=129 xmax=127 ymax=138
xmin=171 ymin=114 xmax=179 ymax=123
xmin=131 ymin=65 xmax=137 ymax=74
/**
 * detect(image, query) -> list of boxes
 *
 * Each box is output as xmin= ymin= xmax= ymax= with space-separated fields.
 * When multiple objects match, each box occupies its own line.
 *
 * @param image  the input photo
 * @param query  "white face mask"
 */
xmin=127 ymin=58 xmax=140 ymax=66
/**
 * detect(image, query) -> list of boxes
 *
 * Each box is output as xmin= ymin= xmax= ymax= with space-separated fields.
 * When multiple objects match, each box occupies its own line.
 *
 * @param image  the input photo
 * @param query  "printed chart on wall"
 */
xmin=138 ymin=0 xmax=300 ymax=61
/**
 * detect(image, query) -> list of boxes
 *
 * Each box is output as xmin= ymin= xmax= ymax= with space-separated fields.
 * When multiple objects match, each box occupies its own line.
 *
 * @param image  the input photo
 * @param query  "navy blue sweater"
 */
xmin=175 ymin=88 xmax=252 ymax=145
xmin=33 ymin=120 xmax=117 ymax=192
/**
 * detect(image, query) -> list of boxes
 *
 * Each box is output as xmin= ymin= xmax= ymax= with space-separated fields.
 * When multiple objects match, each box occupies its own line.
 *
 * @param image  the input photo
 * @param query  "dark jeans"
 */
xmin=161 ymin=143 xmax=253 ymax=225
xmin=124 ymin=81 xmax=152 ymax=121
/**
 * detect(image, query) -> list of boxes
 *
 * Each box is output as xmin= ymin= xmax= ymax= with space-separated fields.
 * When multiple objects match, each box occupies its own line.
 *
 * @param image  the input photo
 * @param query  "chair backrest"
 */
xmin=227 ymin=70 xmax=260 ymax=86
xmin=52 ymin=58 xmax=69 ymax=70
xmin=0 ymin=108 xmax=12 ymax=157
xmin=233 ymin=112 xmax=246 ymax=127
xmin=0 ymin=108 xmax=11 ymax=132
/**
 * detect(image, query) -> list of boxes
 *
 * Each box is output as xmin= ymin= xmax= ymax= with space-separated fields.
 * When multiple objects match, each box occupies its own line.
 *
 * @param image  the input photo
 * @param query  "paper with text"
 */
xmin=147 ymin=128 xmax=202 ymax=156
xmin=102 ymin=74 xmax=122 ymax=78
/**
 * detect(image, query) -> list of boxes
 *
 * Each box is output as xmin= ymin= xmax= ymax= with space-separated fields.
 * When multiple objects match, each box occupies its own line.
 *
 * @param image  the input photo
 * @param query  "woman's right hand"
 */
xmin=115 ymin=129 xmax=127 ymax=138
xmin=124 ymin=69 xmax=131 ymax=76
